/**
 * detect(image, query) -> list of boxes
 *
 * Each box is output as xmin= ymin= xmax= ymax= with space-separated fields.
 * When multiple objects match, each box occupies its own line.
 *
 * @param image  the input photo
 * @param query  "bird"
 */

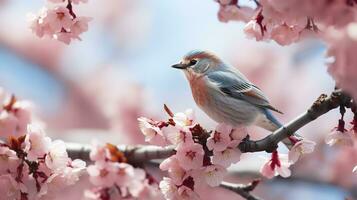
xmin=171 ymin=50 xmax=295 ymax=147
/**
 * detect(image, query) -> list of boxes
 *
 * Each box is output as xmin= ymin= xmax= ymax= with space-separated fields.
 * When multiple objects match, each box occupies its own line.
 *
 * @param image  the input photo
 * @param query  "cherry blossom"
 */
xmin=87 ymin=162 xmax=118 ymax=187
xmin=244 ymin=20 xmax=264 ymax=41
xmin=159 ymin=177 xmax=199 ymax=200
xmin=159 ymin=177 xmax=179 ymax=200
xmin=86 ymin=142 xmax=161 ymax=200
xmin=206 ymin=123 xmax=232 ymax=151
xmin=212 ymin=146 xmax=241 ymax=167
xmin=288 ymin=137 xmax=316 ymax=163
xmin=47 ymin=7 xmax=73 ymax=32
xmin=325 ymin=120 xmax=353 ymax=147
xmin=0 ymin=146 xmax=19 ymax=174
xmin=24 ymin=124 xmax=51 ymax=161
xmin=0 ymin=92 xmax=32 ymax=138
xmin=202 ymin=165 xmax=227 ymax=187
xmin=0 ymin=120 xmax=86 ymax=199
xmin=172 ymin=109 xmax=195 ymax=127
xmin=218 ymin=5 xmax=255 ymax=23
xmin=160 ymin=156 xmax=187 ymax=185
xmin=71 ymin=17 xmax=92 ymax=36
xmin=29 ymin=0 xmax=91 ymax=44
xmin=176 ymin=143 xmax=204 ymax=170
xmin=45 ymin=140 xmax=70 ymax=171
xmin=138 ymin=117 xmax=169 ymax=146
xmin=260 ymin=151 xmax=291 ymax=179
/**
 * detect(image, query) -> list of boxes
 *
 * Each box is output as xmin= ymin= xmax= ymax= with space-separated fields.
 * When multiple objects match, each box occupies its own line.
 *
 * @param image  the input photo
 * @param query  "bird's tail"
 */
xmin=261 ymin=109 xmax=300 ymax=149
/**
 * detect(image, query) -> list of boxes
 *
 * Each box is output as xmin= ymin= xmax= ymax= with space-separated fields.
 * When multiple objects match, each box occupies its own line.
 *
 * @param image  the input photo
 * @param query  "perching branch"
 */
xmin=238 ymin=89 xmax=352 ymax=153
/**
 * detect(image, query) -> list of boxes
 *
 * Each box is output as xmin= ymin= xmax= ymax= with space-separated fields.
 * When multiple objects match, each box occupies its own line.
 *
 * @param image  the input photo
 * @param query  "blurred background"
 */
xmin=0 ymin=0 xmax=356 ymax=199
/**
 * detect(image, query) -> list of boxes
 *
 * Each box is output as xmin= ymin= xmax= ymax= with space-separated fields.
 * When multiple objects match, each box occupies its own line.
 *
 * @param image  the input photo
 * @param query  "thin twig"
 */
xmin=220 ymin=181 xmax=261 ymax=200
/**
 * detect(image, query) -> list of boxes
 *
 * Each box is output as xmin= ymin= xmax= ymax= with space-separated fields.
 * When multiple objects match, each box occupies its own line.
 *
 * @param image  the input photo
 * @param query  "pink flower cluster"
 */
xmin=0 ymin=124 xmax=86 ymax=200
xmin=0 ymin=88 xmax=32 ymax=138
xmin=85 ymin=142 xmax=162 ymax=200
xmin=139 ymin=107 xmax=317 ymax=189
xmin=215 ymin=0 xmax=357 ymax=45
xmin=139 ymin=109 xmax=251 ymax=199
xmin=260 ymin=136 xmax=315 ymax=179
xmin=29 ymin=0 xmax=91 ymax=44
xmin=325 ymin=25 xmax=357 ymax=101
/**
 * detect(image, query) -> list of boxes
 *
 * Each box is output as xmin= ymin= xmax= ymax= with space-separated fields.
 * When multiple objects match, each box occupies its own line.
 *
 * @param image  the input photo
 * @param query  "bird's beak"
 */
xmin=171 ymin=63 xmax=189 ymax=69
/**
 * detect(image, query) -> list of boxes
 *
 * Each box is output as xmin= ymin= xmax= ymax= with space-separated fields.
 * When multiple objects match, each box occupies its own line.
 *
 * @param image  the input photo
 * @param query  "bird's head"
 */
xmin=172 ymin=50 xmax=223 ymax=79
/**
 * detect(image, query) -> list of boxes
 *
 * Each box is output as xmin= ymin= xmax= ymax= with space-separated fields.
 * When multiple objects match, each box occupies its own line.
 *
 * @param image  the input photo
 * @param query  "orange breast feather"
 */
xmin=190 ymin=78 xmax=208 ymax=107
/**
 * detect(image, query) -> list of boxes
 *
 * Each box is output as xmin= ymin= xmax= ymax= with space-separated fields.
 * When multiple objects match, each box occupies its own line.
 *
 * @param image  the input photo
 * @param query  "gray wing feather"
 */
xmin=207 ymin=70 xmax=282 ymax=114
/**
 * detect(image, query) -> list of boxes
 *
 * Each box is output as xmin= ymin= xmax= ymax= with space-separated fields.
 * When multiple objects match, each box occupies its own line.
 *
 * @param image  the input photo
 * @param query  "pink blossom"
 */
xmin=176 ymin=143 xmax=204 ymax=170
xmin=12 ymin=101 xmax=32 ymax=134
xmin=0 ymin=146 xmax=19 ymax=174
xmin=45 ymin=140 xmax=70 ymax=171
xmin=127 ymin=168 xmax=147 ymax=197
xmin=87 ymin=162 xmax=118 ymax=187
xmin=114 ymin=162 xmax=136 ymax=187
xmin=288 ymin=139 xmax=316 ymax=163
xmin=0 ymin=174 xmax=26 ymax=199
xmin=203 ymin=165 xmax=227 ymax=187
xmin=163 ymin=126 xmax=194 ymax=147
xmin=160 ymin=156 xmax=187 ymax=185
xmin=260 ymin=151 xmax=291 ymax=179
xmin=212 ymin=147 xmax=241 ymax=167
xmin=270 ymin=24 xmax=301 ymax=45
xmin=46 ymin=7 xmax=73 ymax=32
xmin=0 ymin=111 xmax=18 ymax=137
xmin=206 ymin=123 xmax=232 ymax=151
xmin=173 ymin=109 xmax=195 ymax=127
xmin=244 ymin=20 xmax=264 ymax=41
xmin=229 ymin=126 xmax=248 ymax=143
xmin=40 ymin=159 xmax=85 ymax=197
xmin=71 ymin=17 xmax=91 ymax=36
xmin=325 ymin=130 xmax=353 ymax=146
xmin=138 ymin=117 xmax=168 ymax=146
xmin=53 ymin=32 xmax=73 ymax=44
xmin=159 ymin=177 xmax=178 ymax=200
xmin=136 ymin=180 xmax=163 ymax=200
xmin=24 ymin=124 xmax=51 ymax=161
xmin=89 ymin=141 xmax=110 ymax=162
xmin=325 ymin=25 xmax=357 ymax=100
xmin=28 ymin=8 xmax=53 ymax=38
xmin=218 ymin=5 xmax=255 ymax=23
xmin=177 ymin=185 xmax=200 ymax=200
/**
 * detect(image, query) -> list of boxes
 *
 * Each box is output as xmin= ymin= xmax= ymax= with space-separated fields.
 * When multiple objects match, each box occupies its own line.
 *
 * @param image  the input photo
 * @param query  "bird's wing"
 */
xmin=206 ymin=70 xmax=283 ymax=114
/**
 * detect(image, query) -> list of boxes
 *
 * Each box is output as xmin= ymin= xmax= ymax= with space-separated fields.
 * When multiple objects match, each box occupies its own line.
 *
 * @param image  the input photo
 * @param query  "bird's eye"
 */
xmin=189 ymin=59 xmax=197 ymax=65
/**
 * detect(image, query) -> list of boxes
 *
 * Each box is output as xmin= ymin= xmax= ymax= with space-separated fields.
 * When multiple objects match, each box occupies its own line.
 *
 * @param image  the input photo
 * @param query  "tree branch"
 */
xmin=66 ymin=142 xmax=175 ymax=164
xmin=238 ymin=89 xmax=352 ymax=153
xmin=220 ymin=181 xmax=261 ymax=200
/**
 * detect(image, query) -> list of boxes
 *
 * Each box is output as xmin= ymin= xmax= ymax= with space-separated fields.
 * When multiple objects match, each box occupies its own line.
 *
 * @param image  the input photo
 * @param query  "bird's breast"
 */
xmin=189 ymin=78 xmax=208 ymax=107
